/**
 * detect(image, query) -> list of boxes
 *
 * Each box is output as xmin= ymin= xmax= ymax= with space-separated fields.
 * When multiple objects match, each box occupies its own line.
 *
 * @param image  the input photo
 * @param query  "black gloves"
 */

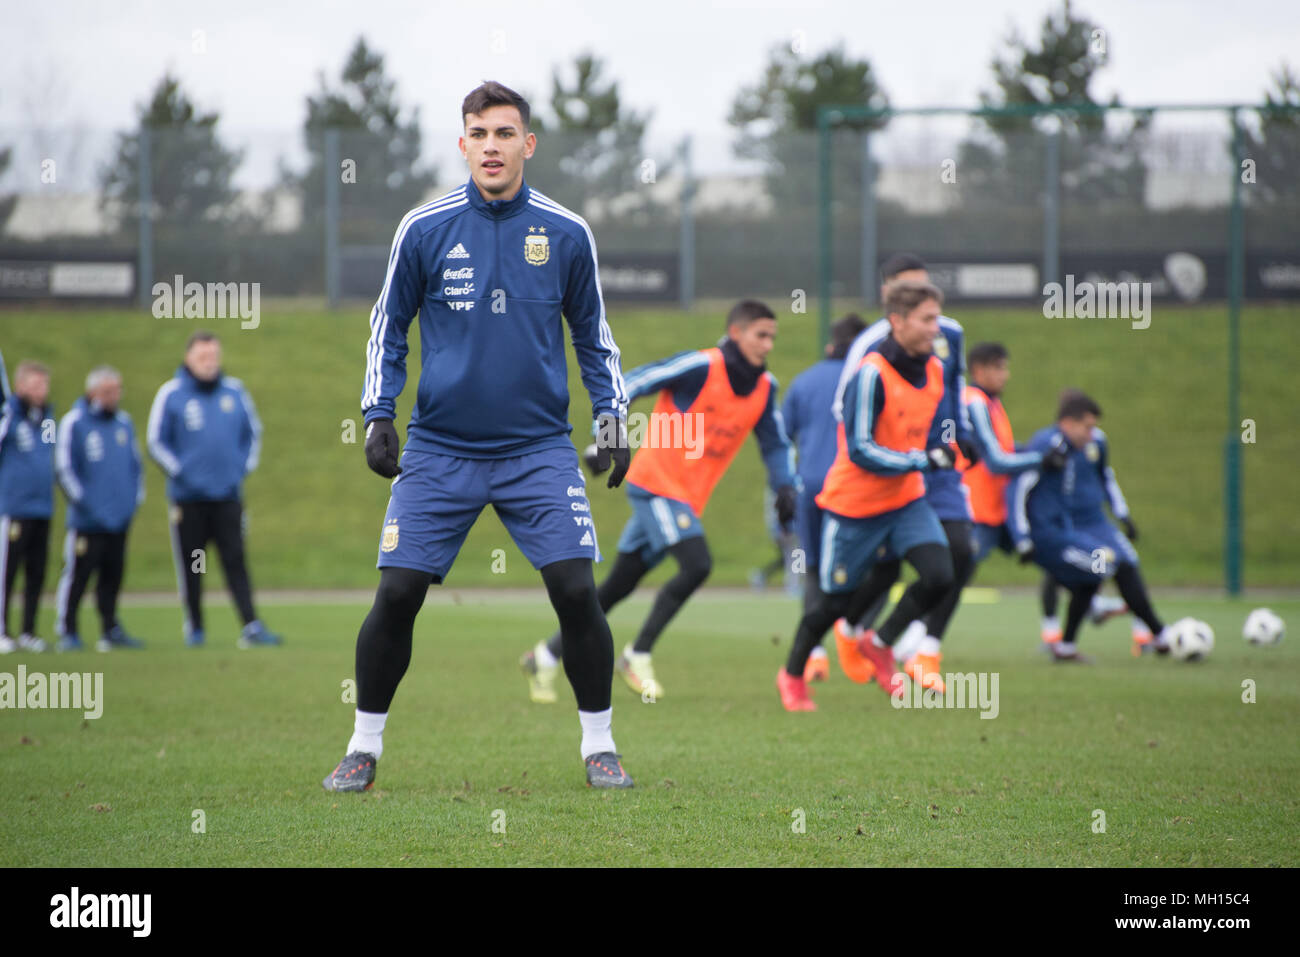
xmin=364 ymin=418 xmax=402 ymax=478
xmin=956 ymin=436 xmax=981 ymax=467
xmin=590 ymin=413 xmax=630 ymax=489
xmin=1121 ymin=517 xmax=1138 ymax=542
xmin=926 ymin=445 xmax=956 ymax=470
xmin=775 ymin=485 xmax=797 ymax=528
xmin=1041 ymin=437 xmax=1069 ymax=471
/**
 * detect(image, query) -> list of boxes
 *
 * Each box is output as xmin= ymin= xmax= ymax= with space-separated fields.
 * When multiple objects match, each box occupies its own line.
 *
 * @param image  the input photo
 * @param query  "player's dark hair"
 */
xmin=1058 ymin=388 xmax=1102 ymax=421
xmin=968 ymin=342 xmax=1009 ymax=369
xmin=186 ymin=330 xmax=219 ymax=351
xmin=884 ymin=280 xmax=943 ymax=319
xmin=726 ymin=299 xmax=776 ymax=329
xmin=881 ymin=253 xmax=928 ymax=283
xmin=462 ymin=81 xmax=531 ymax=129
xmin=828 ymin=314 xmax=867 ymax=359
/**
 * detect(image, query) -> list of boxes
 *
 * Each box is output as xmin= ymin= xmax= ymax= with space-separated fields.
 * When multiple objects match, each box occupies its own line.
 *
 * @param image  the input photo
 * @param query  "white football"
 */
xmin=1243 ymin=608 xmax=1285 ymax=646
xmin=1166 ymin=617 xmax=1214 ymax=661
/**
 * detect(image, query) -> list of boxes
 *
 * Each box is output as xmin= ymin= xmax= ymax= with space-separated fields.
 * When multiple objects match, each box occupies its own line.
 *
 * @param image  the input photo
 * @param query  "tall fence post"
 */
xmin=817 ymin=109 xmax=833 ymax=355
xmin=678 ymin=134 xmax=695 ymax=311
xmin=136 ymin=126 xmax=153 ymax=309
xmin=1042 ymin=124 xmax=1060 ymax=289
xmin=860 ymin=129 xmax=877 ymax=308
xmin=1224 ymin=109 xmax=1244 ymax=595
xmin=324 ymin=128 xmax=341 ymax=309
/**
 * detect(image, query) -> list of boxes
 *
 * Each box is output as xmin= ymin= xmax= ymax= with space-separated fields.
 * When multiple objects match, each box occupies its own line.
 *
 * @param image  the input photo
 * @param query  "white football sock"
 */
xmin=534 ymin=641 xmax=559 ymax=669
xmin=893 ymin=620 xmax=927 ymax=661
xmin=918 ymin=635 xmax=942 ymax=656
xmin=578 ymin=708 xmax=616 ymax=759
xmin=347 ymin=709 xmax=387 ymax=759
xmin=1132 ymin=618 xmax=1152 ymax=638
xmin=871 ymin=633 xmax=889 ymax=650
xmin=625 ymin=646 xmax=651 ymax=664
xmin=809 ymin=645 xmax=829 ymax=660
xmin=1058 ymin=640 xmax=1077 ymax=654
xmin=1041 ymin=615 xmax=1060 ymax=634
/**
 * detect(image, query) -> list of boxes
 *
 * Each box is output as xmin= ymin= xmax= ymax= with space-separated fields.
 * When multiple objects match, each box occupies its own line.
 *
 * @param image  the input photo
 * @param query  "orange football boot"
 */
xmin=904 ymin=651 xmax=945 ymax=693
xmin=834 ymin=619 xmax=876 ymax=684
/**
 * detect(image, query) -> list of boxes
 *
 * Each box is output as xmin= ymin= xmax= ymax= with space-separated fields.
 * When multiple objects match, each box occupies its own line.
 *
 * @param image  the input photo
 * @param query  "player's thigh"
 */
xmin=488 ymin=446 xmax=601 ymax=569
xmin=796 ymin=490 xmax=823 ymax=569
xmin=1078 ymin=521 xmax=1138 ymax=567
xmin=1036 ymin=534 xmax=1108 ymax=585
xmin=884 ymin=499 xmax=948 ymax=560
xmin=377 ymin=449 xmax=486 ymax=578
xmin=819 ymin=510 xmax=895 ymax=594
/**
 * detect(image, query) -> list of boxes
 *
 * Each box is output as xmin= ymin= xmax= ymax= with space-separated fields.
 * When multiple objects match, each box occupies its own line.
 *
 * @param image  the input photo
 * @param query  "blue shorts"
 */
xmin=923 ymin=468 xmax=974 ymax=522
xmin=1033 ymin=521 xmax=1137 ymax=586
xmin=616 ymin=483 xmax=704 ymax=568
xmin=972 ymin=522 xmax=1015 ymax=563
xmin=819 ymin=498 xmax=946 ymax=594
xmin=794 ymin=485 xmax=824 ymax=570
xmin=377 ymin=446 xmax=599 ymax=579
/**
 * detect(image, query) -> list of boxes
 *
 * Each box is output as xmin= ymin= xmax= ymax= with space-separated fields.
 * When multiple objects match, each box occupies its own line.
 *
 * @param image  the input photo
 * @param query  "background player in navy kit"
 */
xmin=779 ymin=313 xmax=867 ymax=681
xmin=1008 ymin=390 xmax=1171 ymax=661
xmin=147 ymin=332 xmax=280 ymax=649
xmin=0 ymin=361 xmax=56 ymax=654
xmin=54 ymin=367 xmax=146 ymax=652
xmin=827 ymin=254 xmax=980 ymax=693
xmin=324 ymin=81 xmax=634 ymax=791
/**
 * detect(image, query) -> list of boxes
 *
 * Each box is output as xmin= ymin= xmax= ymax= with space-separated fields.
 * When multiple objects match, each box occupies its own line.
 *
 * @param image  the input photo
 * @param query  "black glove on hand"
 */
xmin=927 ymin=445 xmax=956 ymax=470
xmin=775 ymin=485 xmax=798 ymax=528
xmin=1041 ymin=437 xmax=1069 ymax=471
xmin=1121 ymin=517 xmax=1138 ymax=542
xmin=956 ymin=436 xmax=981 ymax=467
xmin=593 ymin=413 xmax=630 ymax=489
xmin=364 ymin=418 xmax=402 ymax=478
xmin=1016 ymin=539 xmax=1036 ymax=565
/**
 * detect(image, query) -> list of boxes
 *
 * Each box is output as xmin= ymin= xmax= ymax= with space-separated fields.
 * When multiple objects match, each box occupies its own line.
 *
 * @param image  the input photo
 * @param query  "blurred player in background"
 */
xmin=522 ymin=299 xmax=797 ymax=703
xmin=779 ymin=312 xmax=867 ymax=680
xmin=1008 ymin=389 xmax=1171 ymax=661
xmin=826 ymin=254 xmax=980 ymax=695
xmin=748 ymin=487 xmax=800 ymax=598
xmin=779 ymin=281 xmax=957 ymax=711
xmin=0 ymin=361 xmax=55 ymax=653
xmin=54 ymin=367 xmax=145 ymax=652
xmin=326 ymin=81 xmax=634 ymax=791
xmin=147 ymin=331 xmax=280 ymax=649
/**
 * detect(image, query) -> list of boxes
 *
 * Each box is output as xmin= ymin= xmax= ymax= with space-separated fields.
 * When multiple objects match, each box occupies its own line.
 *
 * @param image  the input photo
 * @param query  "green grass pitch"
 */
xmin=2 ymin=592 xmax=1297 ymax=866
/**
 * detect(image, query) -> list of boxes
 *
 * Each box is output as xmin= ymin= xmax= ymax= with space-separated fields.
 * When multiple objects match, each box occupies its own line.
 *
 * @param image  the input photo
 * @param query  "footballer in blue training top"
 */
xmin=324 ymin=81 xmax=635 ymax=792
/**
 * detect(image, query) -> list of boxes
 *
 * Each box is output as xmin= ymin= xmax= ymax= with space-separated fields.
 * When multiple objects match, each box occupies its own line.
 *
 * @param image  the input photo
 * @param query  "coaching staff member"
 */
xmin=54 ymin=366 xmax=146 ymax=652
xmin=147 ymin=331 xmax=281 ymax=648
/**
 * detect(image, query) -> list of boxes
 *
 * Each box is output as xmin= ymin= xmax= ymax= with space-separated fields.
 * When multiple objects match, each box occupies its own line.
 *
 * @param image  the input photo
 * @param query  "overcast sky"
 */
xmin=2 ymin=0 xmax=1297 ymax=184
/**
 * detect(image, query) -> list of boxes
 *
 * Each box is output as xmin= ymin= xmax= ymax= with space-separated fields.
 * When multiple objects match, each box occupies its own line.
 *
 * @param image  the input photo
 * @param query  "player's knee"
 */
xmin=542 ymin=560 xmax=598 ymax=615
xmin=374 ymin=567 xmax=431 ymax=618
xmin=681 ymin=550 xmax=712 ymax=589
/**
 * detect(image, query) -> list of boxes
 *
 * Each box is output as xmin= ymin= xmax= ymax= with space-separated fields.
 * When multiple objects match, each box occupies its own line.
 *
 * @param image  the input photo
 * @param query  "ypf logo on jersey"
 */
xmin=524 ymin=227 xmax=549 ymax=266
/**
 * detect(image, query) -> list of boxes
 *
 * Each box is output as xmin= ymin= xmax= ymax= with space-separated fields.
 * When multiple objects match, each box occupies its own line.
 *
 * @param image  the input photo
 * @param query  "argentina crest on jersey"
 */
xmin=524 ymin=225 xmax=549 ymax=266
xmin=932 ymin=332 xmax=950 ymax=360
